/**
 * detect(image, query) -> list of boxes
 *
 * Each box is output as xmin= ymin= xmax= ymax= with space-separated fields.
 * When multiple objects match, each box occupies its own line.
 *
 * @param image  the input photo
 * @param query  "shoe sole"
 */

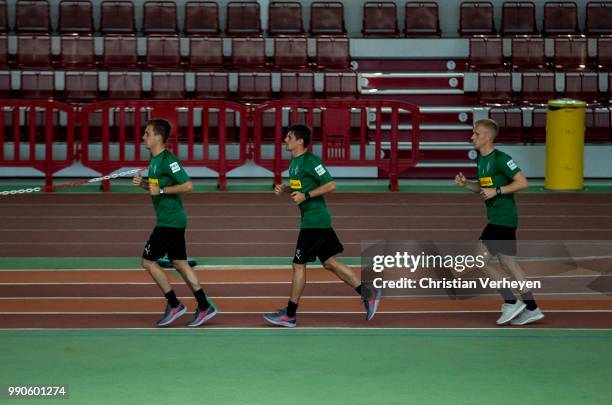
xmin=157 ymin=306 xmax=187 ymax=327
xmin=263 ymin=315 xmax=296 ymax=328
xmin=511 ymin=313 xmax=545 ymax=326
xmin=496 ymin=303 xmax=526 ymax=325
xmin=187 ymin=308 xmax=218 ymax=327
xmin=366 ymin=289 xmax=382 ymax=321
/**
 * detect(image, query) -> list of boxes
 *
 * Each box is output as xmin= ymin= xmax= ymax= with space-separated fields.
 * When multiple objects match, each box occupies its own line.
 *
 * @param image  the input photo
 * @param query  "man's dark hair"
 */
xmin=146 ymin=119 xmax=172 ymax=143
xmin=287 ymin=124 xmax=312 ymax=148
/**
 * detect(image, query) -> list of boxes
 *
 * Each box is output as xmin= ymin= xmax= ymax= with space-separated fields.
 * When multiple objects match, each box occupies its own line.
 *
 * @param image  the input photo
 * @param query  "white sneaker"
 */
xmin=510 ymin=307 xmax=545 ymax=326
xmin=496 ymin=300 xmax=526 ymax=325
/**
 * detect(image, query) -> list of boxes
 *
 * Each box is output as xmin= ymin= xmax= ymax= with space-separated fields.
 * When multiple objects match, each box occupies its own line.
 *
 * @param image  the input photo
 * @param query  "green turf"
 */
xmin=1 ymin=328 xmax=611 ymax=404
xmin=0 ymin=257 xmax=362 ymax=270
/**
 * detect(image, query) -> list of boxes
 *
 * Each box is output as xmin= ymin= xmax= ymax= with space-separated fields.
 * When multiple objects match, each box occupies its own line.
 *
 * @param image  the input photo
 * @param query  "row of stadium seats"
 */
xmin=0 ymin=35 xmax=351 ymax=70
xmin=3 ymin=34 xmax=611 ymax=72
xmin=2 ymin=70 xmax=610 ymax=106
xmin=3 ymin=0 xmax=612 ymax=37
xmin=0 ymin=71 xmax=359 ymax=101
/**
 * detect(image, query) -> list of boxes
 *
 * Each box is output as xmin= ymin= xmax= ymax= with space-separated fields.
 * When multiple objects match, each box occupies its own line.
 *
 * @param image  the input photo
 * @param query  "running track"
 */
xmin=1 ymin=192 xmax=611 ymax=328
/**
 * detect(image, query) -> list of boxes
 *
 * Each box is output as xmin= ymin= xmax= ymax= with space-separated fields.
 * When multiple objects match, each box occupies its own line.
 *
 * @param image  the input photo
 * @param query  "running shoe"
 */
xmin=187 ymin=301 xmax=219 ymax=327
xmin=363 ymin=286 xmax=382 ymax=321
xmin=157 ymin=303 xmax=186 ymax=327
xmin=496 ymin=300 xmax=526 ymax=325
xmin=263 ymin=308 xmax=297 ymax=328
xmin=510 ymin=307 xmax=545 ymax=326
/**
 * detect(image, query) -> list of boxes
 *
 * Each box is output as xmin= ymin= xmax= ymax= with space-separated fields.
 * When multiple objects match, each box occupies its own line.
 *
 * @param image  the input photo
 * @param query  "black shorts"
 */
xmin=293 ymin=228 xmax=344 ymax=264
xmin=479 ymin=223 xmax=517 ymax=256
xmin=142 ymin=226 xmax=187 ymax=262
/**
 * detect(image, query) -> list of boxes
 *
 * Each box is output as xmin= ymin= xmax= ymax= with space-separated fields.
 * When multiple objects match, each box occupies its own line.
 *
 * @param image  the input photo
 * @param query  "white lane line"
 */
xmin=2 ymin=291 xmax=610 ymax=299
xmin=2 ymin=310 xmax=612 ymax=315
xmin=2 ymin=215 xmax=611 ymax=219
xmin=4 ymin=202 xmax=612 ymax=207
xmin=4 ymin=228 xmax=612 ymax=232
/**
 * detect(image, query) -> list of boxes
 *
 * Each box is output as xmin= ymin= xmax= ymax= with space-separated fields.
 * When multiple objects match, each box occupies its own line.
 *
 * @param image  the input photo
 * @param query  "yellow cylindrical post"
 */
xmin=544 ymin=99 xmax=586 ymax=190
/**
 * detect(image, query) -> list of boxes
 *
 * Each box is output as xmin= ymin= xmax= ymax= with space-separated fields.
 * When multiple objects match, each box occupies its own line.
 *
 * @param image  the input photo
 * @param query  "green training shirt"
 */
xmin=477 ymin=149 xmax=521 ymax=228
xmin=288 ymin=151 xmax=334 ymax=228
xmin=147 ymin=149 xmax=190 ymax=228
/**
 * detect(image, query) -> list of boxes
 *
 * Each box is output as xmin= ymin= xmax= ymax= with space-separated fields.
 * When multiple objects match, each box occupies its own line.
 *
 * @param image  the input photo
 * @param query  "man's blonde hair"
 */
xmin=474 ymin=118 xmax=499 ymax=139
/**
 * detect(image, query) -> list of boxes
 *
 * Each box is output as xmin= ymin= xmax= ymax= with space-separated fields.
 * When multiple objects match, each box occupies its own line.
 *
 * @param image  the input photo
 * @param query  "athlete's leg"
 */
xmin=322 ymin=257 xmax=360 ymax=289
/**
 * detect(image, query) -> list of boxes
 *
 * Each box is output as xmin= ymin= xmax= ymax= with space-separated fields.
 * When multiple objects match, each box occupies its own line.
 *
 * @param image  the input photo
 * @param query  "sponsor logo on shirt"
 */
xmin=148 ymin=178 xmax=159 ymax=185
xmin=169 ymin=162 xmax=180 ymax=173
xmin=506 ymin=160 xmax=518 ymax=170
xmin=479 ymin=177 xmax=493 ymax=187
xmin=290 ymin=179 xmax=302 ymax=189
xmin=314 ymin=164 xmax=326 ymax=176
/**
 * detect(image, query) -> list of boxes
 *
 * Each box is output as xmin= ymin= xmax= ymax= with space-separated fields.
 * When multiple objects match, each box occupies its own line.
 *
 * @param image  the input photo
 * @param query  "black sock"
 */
xmin=286 ymin=300 xmax=298 ymax=317
xmin=498 ymin=288 xmax=516 ymax=304
xmin=520 ymin=291 xmax=538 ymax=310
xmin=193 ymin=289 xmax=210 ymax=311
xmin=164 ymin=290 xmax=180 ymax=308
xmin=355 ymin=284 xmax=363 ymax=296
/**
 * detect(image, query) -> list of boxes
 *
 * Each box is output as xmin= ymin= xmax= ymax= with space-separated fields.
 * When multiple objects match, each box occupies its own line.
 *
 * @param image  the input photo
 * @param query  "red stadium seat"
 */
xmin=469 ymin=36 xmax=504 ymax=70
xmin=274 ymin=37 xmax=308 ymax=70
xmin=237 ymin=72 xmax=272 ymax=100
xmin=226 ymin=1 xmax=262 ymax=36
xmin=60 ymin=35 xmax=95 ymax=68
xmin=489 ymin=108 xmax=525 ymax=142
xmin=597 ymin=36 xmax=612 ymax=69
xmin=478 ymin=72 xmax=513 ymax=105
xmin=268 ymin=2 xmax=303 ymax=36
xmin=323 ymin=72 xmax=358 ymax=98
xmin=0 ymin=70 xmax=10 ymax=97
xmin=100 ymin=0 xmax=136 ymax=34
xmin=585 ymin=107 xmax=612 ymax=142
xmin=543 ymin=1 xmax=579 ymax=36
xmin=189 ymin=37 xmax=224 ymax=70
xmin=64 ymin=71 xmax=98 ymax=100
xmin=20 ymin=71 xmax=54 ymax=98
xmin=564 ymin=72 xmax=599 ymax=104
xmin=315 ymin=36 xmax=350 ymax=70
xmin=194 ymin=72 xmax=229 ymax=99
xmin=520 ymin=72 xmax=555 ymax=104
xmin=280 ymin=73 xmax=315 ymax=98
xmin=363 ymin=2 xmax=399 ymax=37
xmin=0 ymin=34 xmax=7 ymax=67
xmin=107 ymin=72 xmax=142 ymax=99
xmin=59 ymin=0 xmax=94 ymax=33
xmin=310 ymin=2 xmax=346 ymax=36
xmin=0 ymin=1 xmax=7 ymax=33
xmin=511 ymin=36 xmax=546 ymax=70
xmin=16 ymin=0 xmax=51 ymax=33
xmin=553 ymin=35 xmax=588 ymax=70
xmin=404 ymin=2 xmax=441 ymax=37
xmin=459 ymin=1 xmax=495 ymax=36
xmin=143 ymin=1 xmax=178 ymax=34
xmin=151 ymin=72 xmax=186 ymax=99
xmin=146 ymin=36 xmax=181 ymax=69
xmin=586 ymin=2 xmax=612 ymax=35
xmin=184 ymin=1 xmax=220 ymax=35
xmin=17 ymin=35 xmax=52 ymax=68
xmin=501 ymin=1 xmax=537 ymax=35
xmin=103 ymin=35 xmax=138 ymax=68
xmin=231 ymin=37 xmax=266 ymax=69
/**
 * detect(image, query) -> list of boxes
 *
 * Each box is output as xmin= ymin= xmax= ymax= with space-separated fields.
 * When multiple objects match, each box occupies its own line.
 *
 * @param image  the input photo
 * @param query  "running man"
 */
xmin=263 ymin=124 xmax=381 ymax=327
xmin=133 ymin=119 xmax=217 ymax=327
xmin=455 ymin=118 xmax=544 ymax=326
